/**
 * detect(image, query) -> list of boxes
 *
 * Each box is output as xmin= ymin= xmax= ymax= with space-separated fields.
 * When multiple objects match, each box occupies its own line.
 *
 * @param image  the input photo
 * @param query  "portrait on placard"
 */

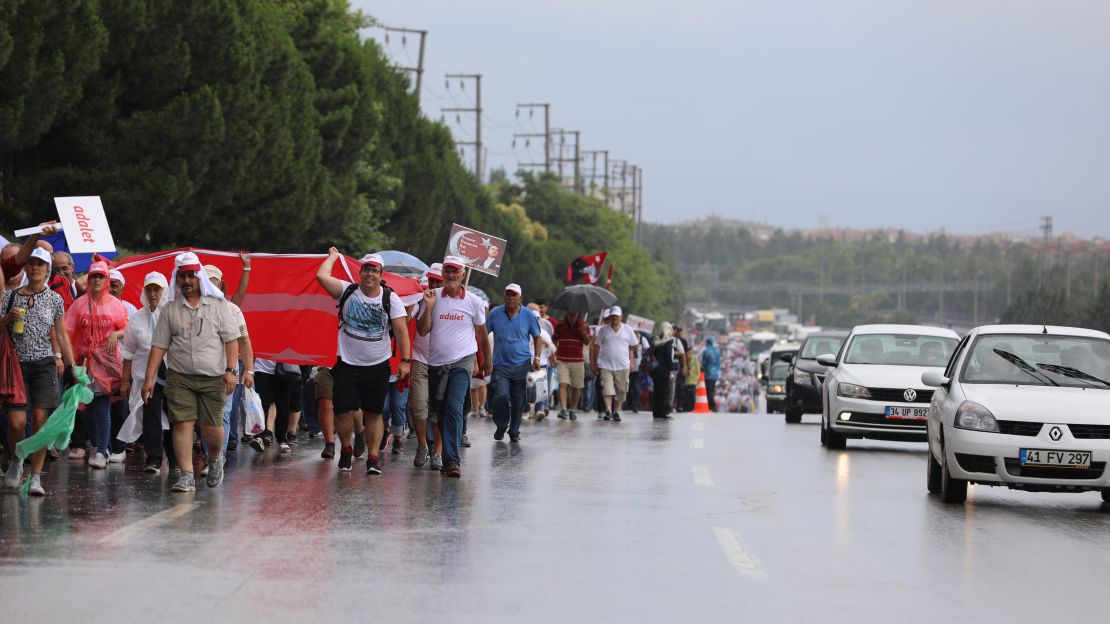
xmin=445 ymin=223 xmax=508 ymax=277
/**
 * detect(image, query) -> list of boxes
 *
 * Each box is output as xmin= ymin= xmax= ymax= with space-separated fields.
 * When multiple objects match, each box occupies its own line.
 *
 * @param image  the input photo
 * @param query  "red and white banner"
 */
xmin=104 ymin=248 xmax=422 ymax=367
xmin=55 ymin=196 xmax=117 ymax=253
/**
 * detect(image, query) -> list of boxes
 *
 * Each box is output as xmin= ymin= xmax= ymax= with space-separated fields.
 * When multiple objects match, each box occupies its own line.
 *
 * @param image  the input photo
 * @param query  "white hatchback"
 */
xmin=922 ymin=325 xmax=1110 ymax=504
xmin=819 ymin=324 xmax=959 ymax=449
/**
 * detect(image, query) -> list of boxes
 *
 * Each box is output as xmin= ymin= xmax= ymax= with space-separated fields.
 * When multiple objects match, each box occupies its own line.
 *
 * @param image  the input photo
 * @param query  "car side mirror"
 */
xmin=921 ymin=370 xmax=950 ymax=388
xmin=816 ymin=354 xmax=837 ymax=367
xmin=779 ymin=353 xmax=794 ymax=363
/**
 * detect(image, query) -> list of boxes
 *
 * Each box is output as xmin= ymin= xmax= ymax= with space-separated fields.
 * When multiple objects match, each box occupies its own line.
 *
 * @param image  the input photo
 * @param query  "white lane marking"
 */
xmin=98 ymin=502 xmax=202 ymax=547
xmin=690 ymin=438 xmax=704 ymax=449
xmin=713 ymin=527 xmax=766 ymax=577
xmin=692 ymin=422 xmax=705 ymax=431
xmin=692 ymin=465 xmax=714 ymax=486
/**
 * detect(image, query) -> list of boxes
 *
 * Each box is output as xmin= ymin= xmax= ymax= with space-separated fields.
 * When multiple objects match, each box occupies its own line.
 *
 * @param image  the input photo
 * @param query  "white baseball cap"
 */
xmin=608 ymin=305 xmax=623 ymax=317
xmin=359 ymin=253 xmax=384 ymax=268
xmin=28 ymin=247 xmax=53 ymax=268
xmin=505 ymin=283 xmax=522 ymax=296
xmin=109 ymin=269 xmax=126 ymax=285
xmin=427 ymin=262 xmax=444 ymax=280
xmin=174 ymin=251 xmax=203 ymax=273
xmin=443 ymin=256 xmax=466 ymax=270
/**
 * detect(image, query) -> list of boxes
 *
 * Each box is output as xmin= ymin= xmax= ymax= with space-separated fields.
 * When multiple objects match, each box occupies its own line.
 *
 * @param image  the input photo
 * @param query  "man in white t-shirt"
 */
xmin=416 ymin=256 xmax=492 ymax=478
xmin=316 ymin=248 xmax=411 ymax=476
xmin=409 ymin=264 xmax=443 ymax=469
xmin=590 ymin=306 xmax=639 ymax=422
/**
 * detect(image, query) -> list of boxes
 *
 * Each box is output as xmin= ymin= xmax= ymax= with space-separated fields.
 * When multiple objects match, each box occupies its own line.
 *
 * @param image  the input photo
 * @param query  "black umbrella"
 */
xmin=549 ymin=284 xmax=618 ymax=315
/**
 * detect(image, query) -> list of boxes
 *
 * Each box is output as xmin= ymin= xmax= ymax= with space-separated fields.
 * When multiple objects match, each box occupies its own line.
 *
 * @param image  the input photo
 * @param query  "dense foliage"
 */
xmin=644 ymin=218 xmax=1108 ymax=332
xmin=0 ymin=0 xmax=683 ymax=320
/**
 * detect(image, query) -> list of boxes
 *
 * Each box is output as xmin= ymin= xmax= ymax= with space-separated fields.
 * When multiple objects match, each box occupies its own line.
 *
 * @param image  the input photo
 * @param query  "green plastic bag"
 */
xmin=16 ymin=366 xmax=93 ymax=494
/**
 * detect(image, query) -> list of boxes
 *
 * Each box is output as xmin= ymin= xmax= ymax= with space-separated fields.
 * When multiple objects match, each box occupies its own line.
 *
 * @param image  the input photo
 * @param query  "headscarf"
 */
xmin=168 ymin=251 xmax=225 ymax=301
xmin=140 ymin=271 xmax=168 ymax=310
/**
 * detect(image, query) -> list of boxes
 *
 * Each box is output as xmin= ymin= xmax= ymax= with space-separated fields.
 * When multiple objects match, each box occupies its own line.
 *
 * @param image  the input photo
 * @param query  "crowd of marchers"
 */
xmin=1 ymin=226 xmax=709 ymax=496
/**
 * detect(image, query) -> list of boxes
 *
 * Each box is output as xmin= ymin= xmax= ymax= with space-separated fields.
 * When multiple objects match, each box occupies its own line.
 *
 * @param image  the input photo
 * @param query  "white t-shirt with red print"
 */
xmin=419 ymin=287 xmax=486 ymax=366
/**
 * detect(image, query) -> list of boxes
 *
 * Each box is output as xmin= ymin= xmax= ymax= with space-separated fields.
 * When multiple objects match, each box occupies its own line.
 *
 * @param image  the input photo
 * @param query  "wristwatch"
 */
xmin=224 ymin=368 xmax=236 ymax=374
xmin=53 ymin=352 xmax=63 ymax=359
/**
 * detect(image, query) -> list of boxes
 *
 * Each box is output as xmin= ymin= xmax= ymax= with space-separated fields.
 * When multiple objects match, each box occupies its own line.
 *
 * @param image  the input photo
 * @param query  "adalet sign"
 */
xmin=55 ymin=196 xmax=116 ymax=254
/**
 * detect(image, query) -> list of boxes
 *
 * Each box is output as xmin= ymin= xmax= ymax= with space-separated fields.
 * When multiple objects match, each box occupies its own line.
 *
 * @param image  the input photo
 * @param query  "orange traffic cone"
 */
xmin=693 ymin=373 xmax=711 ymax=414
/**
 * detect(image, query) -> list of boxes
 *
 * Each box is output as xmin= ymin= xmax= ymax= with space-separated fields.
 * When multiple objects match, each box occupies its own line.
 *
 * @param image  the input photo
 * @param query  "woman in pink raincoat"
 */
xmin=65 ymin=261 xmax=128 ymax=469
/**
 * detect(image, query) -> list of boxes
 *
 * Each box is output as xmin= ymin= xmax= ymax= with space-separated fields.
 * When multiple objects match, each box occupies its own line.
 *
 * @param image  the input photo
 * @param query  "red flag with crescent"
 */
xmin=103 ymin=249 xmax=422 ymax=367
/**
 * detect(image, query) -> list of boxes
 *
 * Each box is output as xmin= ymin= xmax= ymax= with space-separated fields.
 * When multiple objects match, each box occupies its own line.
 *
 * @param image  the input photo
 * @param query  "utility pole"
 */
xmin=1095 ymin=238 xmax=1103 ymax=299
xmin=443 ymin=73 xmax=481 ymax=182
xmin=514 ymin=103 xmax=550 ymax=173
xmin=1039 ymin=215 xmax=1053 ymax=285
xmin=634 ymin=164 xmax=643 ymax=242
xmin=610 ymin=159 xmax=628 ymax=213
xmin=582 ymin=149 xmax=609 ymax=201
xmin=381 ymin=26 xmax=427 ymax=100
xmin=551 ymin=129 xmax=581 ymax=193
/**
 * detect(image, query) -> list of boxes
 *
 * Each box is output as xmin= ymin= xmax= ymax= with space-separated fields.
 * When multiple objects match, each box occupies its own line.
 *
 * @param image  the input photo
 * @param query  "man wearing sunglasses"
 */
xmin=316 ymin=248 xmax=411 ymax=476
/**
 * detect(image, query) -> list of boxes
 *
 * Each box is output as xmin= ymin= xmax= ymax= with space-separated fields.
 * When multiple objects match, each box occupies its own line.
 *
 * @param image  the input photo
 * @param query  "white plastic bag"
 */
xmin=243 ymin=386 xmax=266 ymax=435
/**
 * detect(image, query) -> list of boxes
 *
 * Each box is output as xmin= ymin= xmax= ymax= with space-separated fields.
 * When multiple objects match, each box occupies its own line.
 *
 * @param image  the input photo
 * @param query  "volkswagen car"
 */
xmin=819 ymin=324 xmax=959 ymax=449
xmin=922 ymin=325 xmax=1110 ymax=504
xmin=784 ymin=330 xmax=848 ymax=423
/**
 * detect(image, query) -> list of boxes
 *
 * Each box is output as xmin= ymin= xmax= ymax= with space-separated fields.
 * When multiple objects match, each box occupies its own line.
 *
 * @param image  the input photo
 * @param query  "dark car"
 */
xmin=783 ymin=330 xmax=848 ymax=423
xmin=765 ymin=359 xmax=792 ymax=413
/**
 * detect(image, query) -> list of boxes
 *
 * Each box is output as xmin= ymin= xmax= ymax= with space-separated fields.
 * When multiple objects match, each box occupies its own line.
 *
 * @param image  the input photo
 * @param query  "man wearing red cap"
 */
xmin=417 ymin=256 xmax=492 ymax=477
xmin=316 ymin=248 xmax=411 ymax=476
xmin=143 ymin=251 xmax=241 ymax=492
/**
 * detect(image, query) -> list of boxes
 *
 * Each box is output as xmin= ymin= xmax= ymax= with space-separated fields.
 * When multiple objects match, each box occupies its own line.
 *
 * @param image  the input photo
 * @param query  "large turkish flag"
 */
xmin=104 ymin=249 xmax=422 ymax=367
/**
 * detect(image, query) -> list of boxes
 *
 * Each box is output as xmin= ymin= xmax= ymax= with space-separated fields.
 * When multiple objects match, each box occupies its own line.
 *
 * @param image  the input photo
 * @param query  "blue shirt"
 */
xmin=701 ymin=344 xmax=721 ymax=381
xmin=487 ymin=305 xmax=541 ymax=367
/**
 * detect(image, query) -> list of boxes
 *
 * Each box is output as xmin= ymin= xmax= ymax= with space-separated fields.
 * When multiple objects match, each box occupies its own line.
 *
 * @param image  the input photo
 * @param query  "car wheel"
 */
xmin=819 ymin=404 xmax=829 ymax=445
xmin=1101 ymin=489 xmax=1110 ymax=504
xmin=785 ymin=404 xmax=802 ymax=424
xmin=940 ymin=444 xmax=968 ymax=504
xmin=927 ymin=447 xmax=942 ymax=494
xmin=826 ymin=424 xmax=846 ymax=450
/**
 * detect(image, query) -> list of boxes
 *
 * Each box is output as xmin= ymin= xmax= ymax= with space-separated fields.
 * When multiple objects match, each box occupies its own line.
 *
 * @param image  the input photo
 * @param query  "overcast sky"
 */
xmin=353 ymin=1 xmax=1110 ymax=238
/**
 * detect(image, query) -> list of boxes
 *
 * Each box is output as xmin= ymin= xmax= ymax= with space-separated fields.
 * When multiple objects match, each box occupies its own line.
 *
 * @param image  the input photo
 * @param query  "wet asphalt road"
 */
xmin=3 ymin=409 xmax=1110 ymax=623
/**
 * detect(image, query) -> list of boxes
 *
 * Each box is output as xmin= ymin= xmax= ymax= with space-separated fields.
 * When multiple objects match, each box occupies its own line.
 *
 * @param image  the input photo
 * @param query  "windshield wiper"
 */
xmin=1036 ymin=363 xmax=1110 ymax=388
xmin=993 ymin=349 xmax=1059 ymax=386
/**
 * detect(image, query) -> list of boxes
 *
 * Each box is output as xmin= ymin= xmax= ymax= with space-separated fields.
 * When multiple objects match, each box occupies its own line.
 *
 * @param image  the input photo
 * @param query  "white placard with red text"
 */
xmin=626 ymin=314 xmax=656 ymax=334
xmin=55 ymin=196 xmax=116 ymax=253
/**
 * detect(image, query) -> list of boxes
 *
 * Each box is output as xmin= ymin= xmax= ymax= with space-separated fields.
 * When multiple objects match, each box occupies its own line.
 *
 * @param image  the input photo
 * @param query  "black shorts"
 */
xmin=332 ymin=359 xmax=390 ymax=415
xmin=7 ymin=358 xmax=61 ymax=411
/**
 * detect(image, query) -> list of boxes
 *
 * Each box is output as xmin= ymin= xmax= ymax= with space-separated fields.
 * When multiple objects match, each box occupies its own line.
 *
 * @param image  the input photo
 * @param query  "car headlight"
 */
xmin=771 ymin=384 xmax=783 ymax=393
xmin=954 ymin=401 xmax=999 ymax=433
xmin=793 ymin=369 xmax=813 ymax=387
xmin=837 ymin=383 xmax=871 ymax=399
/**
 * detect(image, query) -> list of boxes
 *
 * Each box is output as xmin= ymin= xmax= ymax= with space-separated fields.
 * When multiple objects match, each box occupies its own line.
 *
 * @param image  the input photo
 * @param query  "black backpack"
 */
xmin=337 ymin=281 xmax=394 ymax=340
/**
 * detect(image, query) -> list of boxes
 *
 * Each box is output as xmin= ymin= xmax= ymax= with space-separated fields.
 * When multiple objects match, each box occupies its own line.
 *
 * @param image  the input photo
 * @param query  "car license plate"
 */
xmin=1020 ymin=448 xmax=1092 ymax=469
xmin=885 ymin=406 xmax=928 ymax=420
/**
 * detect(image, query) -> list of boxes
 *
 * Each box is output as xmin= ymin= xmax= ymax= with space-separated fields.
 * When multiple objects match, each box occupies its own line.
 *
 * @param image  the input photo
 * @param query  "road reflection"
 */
xmin=835 ymin=452 xmax=850 ymax=539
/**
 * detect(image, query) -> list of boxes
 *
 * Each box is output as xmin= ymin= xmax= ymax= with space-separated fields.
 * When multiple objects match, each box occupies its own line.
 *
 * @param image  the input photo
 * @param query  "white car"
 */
xmin=819 ymin=324 xmax=959 ymax=449
xmin=922 ymin=325 xmax=1110 ymax=504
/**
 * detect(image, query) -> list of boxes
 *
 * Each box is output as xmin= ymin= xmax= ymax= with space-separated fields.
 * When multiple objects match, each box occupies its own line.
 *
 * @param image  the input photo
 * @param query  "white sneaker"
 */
xmin=27 ymin=474 xmax=44 ymax=496
xmin=4 ymin=460 xmax=23 ymax=489
xmin=88 ymin=452 xmax=108 ymax=469
xmin=108 ymin=451 xmax=127 ymax=464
